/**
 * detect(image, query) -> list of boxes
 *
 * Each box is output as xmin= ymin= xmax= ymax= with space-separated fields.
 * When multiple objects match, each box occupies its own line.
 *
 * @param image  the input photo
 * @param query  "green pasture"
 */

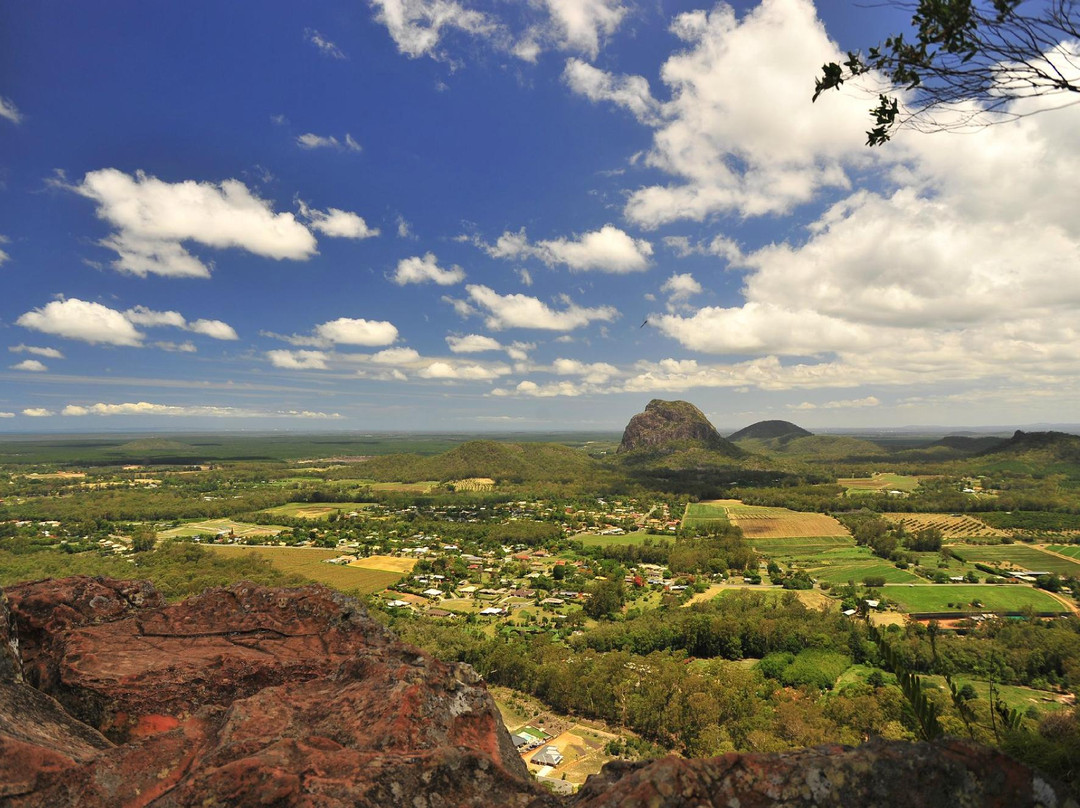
xmin=1048 ymin=545 xmax=1080 ymax=559
xmin=206 ymin=545 xmax=404 ymax=594
xmin=883 ymin=584 xmax=1067 ymax=614
xmin=950 ymin=544 xmax=1080 ymax=577
xmin=578 ymin=530 xmax=659 ymax=548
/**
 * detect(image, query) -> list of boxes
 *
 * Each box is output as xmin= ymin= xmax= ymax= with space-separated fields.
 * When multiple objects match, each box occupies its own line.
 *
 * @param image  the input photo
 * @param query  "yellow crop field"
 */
xmin=884 ymin=513 xmax=1006 ymax=538
xmin=705 ymin=500 xmax=848 ymax=539
xmin=349 ymin=555 xmax=417 ymax=573
xmin=206 ymin=545 xmax=404 ymax=594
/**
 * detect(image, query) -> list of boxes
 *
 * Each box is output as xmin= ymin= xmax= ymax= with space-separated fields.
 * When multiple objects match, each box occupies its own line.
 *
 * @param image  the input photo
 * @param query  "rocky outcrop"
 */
xmin=1 ymin=577 xmax=538 ymax=807
xmin=728 ymin=419 xmax=813 ymax=442
xmin=571 ymin=738 xmax=1073 ymax=808
xmin=618 ymin=400 xmax=743 ymax=456
xmin=1 ymin=576 xmax=1074 ymax=808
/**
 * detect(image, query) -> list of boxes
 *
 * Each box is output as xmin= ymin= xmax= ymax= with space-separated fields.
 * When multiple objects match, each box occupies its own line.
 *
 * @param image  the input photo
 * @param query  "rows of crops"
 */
xmin=951 ymin=544 xmax=1080 ymax=577
xmin=885 ymin=513 xmax=1005 ymax=538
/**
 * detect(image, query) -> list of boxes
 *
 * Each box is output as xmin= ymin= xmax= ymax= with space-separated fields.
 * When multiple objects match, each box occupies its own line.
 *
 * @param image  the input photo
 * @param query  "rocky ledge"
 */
xmin=1 ymin=576 xmax=1074 ymax=808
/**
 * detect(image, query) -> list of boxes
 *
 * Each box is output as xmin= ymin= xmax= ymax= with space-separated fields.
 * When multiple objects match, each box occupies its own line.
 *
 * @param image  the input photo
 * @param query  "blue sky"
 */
xmin=2 ymin=0 xmax=1080 ymax=432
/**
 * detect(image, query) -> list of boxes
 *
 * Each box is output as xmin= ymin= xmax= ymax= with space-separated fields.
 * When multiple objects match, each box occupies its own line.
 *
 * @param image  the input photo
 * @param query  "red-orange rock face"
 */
xmin=1 ymin=576 xmax=1073 ymax=808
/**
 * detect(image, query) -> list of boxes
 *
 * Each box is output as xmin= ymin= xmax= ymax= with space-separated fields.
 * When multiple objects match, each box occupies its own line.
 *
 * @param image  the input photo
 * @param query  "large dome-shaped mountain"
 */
xmin=617 ymin=399 xmax=743 ymax=456
xmin=728 ymin=420 xmax=812 ymax=442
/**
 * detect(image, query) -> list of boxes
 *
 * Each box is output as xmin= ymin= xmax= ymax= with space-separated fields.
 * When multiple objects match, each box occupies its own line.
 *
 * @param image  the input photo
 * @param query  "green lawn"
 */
xmin=950 ymin=544 xmax=1080 ymax=577
xmin=1047 ymin=544 xmax=1080 ymax=560
xmin=206 ymin=545 xmax=404 ymax=594
xmin=578 ymin=530 xmax=661 ymax=547
xmin=883 ymin=584 xmax=1067 ymax=614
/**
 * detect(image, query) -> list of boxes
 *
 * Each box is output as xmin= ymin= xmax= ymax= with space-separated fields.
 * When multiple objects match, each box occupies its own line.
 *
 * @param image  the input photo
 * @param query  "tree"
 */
xmin=130 ymin=525 xmax=156 ymax=553
xmin=814 ymin=0 xmax=1080 ymax=145
xmin=584 ymin=578 xmax=625 ymax=620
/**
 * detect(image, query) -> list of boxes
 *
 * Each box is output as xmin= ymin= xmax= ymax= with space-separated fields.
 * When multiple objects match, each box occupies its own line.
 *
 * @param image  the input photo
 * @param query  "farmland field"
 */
xmin=751 ymin=537 xmax=855 ymax=558
xmin=838 ymin=473 xmax=921 ymax=494
xmin=884 ymin=513 xmax=1006 ymax=539
xmin=681 ymin=502 xmax=730 ymax=530
xmin=950 ymin=544 xmax=1080 ymax=577
xmin=260 ymin=502 xmax=375 ymax=520
xmin=883 ymin=584 xmax=1068 ymax=614
xmin=1048 ymin=545 xmax=1080 ymax=559
xmin=348 ymin=554 xmax=417 ymax=573
xmin=449 ymin=477 xmax=495 ymax=491
xmin=159 ymin=518 xmax=288 ymax=539
xmin=704 ymin=500 xmax=848 ymax=539
xmin=808 ymin=552 xmax=922 ymax=585
xmin=205 ymin=545 xmax=405 ymax=593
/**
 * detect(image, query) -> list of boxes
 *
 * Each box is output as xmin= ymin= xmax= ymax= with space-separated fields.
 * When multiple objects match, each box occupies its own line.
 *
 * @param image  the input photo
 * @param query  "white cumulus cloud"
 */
xmin=10 ymin=359 xmax=47 ymax=372
xmin=392 ymin=253 xmax=466 ymax=285
xmin=266 ymin=350 xmax=330 ymax=370
xmin=466 ymin=285 xmax=618 ymax=331
xmin=446 ymin=334 xmax=502 ymax=353
xmin=71 ymin=169 xmax=318 ymax=277
xmin=298 ymin=201 xmax=378 ymax=239
xmin=315 ymin=317 xmax=399 ymax=346
xmin=369 ymin=0 xmax=500 ymax=59
xmin=18 ymin=299 xmax=144 ymax=346
xmin=9 ymin=345 xmax=64 ymax=359
xmin=483 ymin=225 xmax=652 ymax=273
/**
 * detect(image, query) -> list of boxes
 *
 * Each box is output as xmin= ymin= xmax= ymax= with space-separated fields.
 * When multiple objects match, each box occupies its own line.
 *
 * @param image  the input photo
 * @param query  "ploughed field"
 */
xmin=697 ymin=500 xmax=849 ymax=539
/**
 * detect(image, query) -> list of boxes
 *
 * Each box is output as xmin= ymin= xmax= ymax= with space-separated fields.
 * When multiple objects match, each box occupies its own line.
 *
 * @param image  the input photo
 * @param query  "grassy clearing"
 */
xmin=1048 ymin=544 xmax=1080 ymax=559
xmin=259 ymin=502 xmax=374 ymax=520
xmin=205 ymin=545 xmax=404 ymax=594
xmin=883 ymin=584 xmax=1067 ymax=614
xmin=159 ymin=518 xmax=288 ymax=539
xmin=704 ymin=499 xmax=848 ymax=539
xmin=348 ymin=554 xmax=417 ymax=573
xmin=923 ymin=676 xmax=1072 ymax=714
xmin=884 ymin=513 xmax=1005 ymax=539
xmin=578 ymin=530 xmax=659 ymax=547
xmin=838 ymin=473 xmax=921 ymax=494
xmin=950 ymin=544 xmax=1080 ymax=577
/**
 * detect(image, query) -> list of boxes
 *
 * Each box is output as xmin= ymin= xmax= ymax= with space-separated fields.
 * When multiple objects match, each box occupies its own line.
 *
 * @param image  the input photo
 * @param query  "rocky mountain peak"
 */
xmin=618 ymin=399 xmax=741 ymax=456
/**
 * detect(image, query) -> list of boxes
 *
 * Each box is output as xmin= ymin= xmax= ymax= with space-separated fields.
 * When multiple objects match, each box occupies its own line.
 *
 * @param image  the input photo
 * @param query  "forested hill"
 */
xmin=973 ymin=430 xmax=1080 ymax=473
xmin=357 ymin=440 xmax=616 ymax=486
xmin=728 ymin=420 xmax=812 ymax=442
